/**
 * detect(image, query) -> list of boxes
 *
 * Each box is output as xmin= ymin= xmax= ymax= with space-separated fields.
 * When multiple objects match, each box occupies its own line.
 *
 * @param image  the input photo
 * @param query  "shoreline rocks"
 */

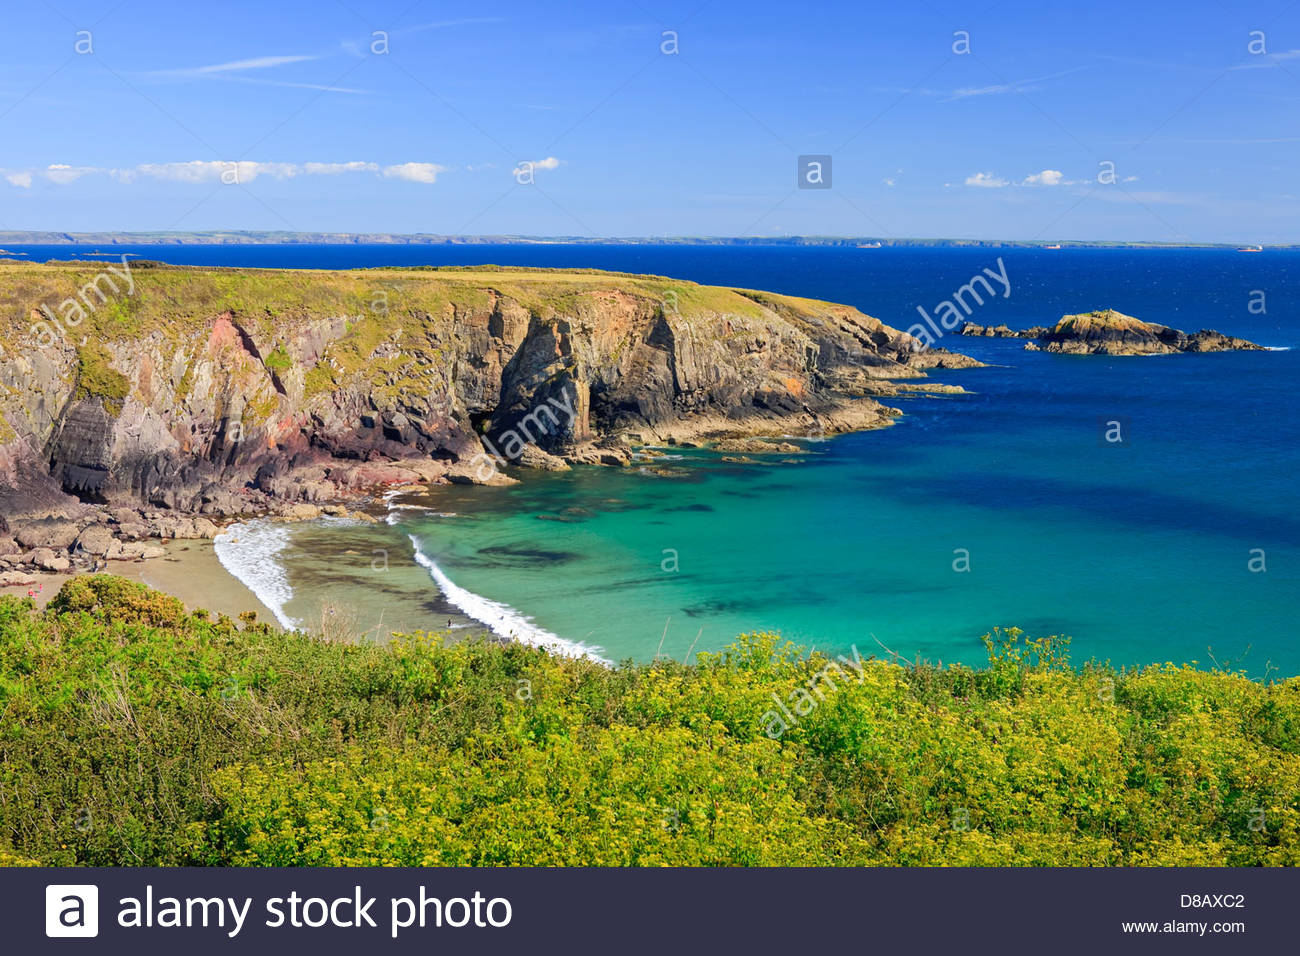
xmin=960 ymin=310 xmax=1265 ymax=355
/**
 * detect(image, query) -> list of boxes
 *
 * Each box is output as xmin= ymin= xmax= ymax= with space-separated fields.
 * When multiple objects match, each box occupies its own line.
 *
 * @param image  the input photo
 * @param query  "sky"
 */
xmin=0 ymin=0 xmax=1298 ymax=243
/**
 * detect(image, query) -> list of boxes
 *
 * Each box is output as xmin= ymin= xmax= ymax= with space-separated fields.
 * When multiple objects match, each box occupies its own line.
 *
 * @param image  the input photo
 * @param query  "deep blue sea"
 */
xmin=13 ymin=243 xmax=1298 ymax=673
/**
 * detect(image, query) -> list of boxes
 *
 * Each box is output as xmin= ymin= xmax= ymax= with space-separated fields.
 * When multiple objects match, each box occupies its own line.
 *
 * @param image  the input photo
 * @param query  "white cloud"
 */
xmin=1023 ymin=169 xmax=1065 ymax=186
xmin=381 ymin=162 xmax=447 ymax=184
xmin=303 ymin=161 xmax=379 ymax=175
xmin=964 ymin=169 xmax=1087 ymax=188
xmin=3 ymin=160 xmax=449 ymax=188
xmin=883 ymin=178 xmax=896 ymax=187
xmin=513 ymin=156 xmax=562 ymax=177
xmin=43 ymin=164 xmax=96 ymax=185
xmin=124 ymin=160 xmax=300 ymax=184
xmin=965 ymin=172 xmax=1009 ymax=188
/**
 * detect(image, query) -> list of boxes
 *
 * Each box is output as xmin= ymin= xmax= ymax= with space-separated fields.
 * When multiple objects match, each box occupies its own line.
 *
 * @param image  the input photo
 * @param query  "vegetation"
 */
xmin=0 ymin=575 xmax=1296 ymax=867
xmin=73 ymin=341 xmax=131 ymax=415
xmin=261 ymin=344 xmax=293 ymax=372
xmin=0 ymin=261 xmax=820 ymax=409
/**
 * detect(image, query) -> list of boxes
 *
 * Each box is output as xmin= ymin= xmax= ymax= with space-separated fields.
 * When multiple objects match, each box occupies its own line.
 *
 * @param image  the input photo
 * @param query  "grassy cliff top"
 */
xmin=0 ymin=260 xmax=874 ymax=350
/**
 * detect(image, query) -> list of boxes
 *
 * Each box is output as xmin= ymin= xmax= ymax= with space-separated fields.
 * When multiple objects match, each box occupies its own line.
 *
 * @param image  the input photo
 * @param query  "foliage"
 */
xmin=73 ymin=341 xmax=130 ymax=415
xmin=1 ymin=576 xmax=1296 ymax=867
xmin=262 ymin=345 xmax=293 ymax=372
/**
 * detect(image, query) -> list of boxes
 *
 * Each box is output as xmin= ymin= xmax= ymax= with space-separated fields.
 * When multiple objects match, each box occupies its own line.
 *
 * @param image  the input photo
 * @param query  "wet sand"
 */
xmin=0 ymin=539 xmax=277 ymax=621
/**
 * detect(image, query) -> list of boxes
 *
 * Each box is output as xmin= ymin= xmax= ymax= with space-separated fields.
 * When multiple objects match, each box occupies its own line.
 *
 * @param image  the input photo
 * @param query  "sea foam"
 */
xmin=409 ymin=535 xmax=610 ymax=664
xmin=213 ymin=520 xmax=300 ymax=630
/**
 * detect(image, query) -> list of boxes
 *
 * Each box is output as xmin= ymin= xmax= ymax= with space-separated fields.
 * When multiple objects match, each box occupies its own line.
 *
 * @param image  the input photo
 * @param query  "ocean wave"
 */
xmin=408 ymin=535 xmax=610 ymax=664
xmin=1264 ymin=346 xmax=1292 ymax=351
xmin=213 ymin=520 xmax=300 ymax=630
xmin=384 ymin=505 xmax=456 ymax=526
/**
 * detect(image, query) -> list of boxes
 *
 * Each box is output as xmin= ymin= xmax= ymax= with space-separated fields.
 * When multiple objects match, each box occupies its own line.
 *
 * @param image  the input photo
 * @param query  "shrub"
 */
xmin=0 ymin=577 xmax=1296 ymax=867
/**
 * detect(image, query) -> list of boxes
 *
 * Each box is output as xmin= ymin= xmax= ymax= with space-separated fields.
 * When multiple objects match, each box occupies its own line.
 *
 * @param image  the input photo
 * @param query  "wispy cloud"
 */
xmin=146 ymin=54 xmax=319 ymax=78
xmin=1144 ymin=136 xmax=1300 ymax=145
xmin=944 ymin=65 xmax=1090 ymax=101
xmin=964 ymin=168 xmax=1089 ymax=188
xmin=2 ymin=160 xmax=450 ymax=187
xmin=303 ymin=161 xmax=379 ymax=175
xmin=207 ymin=75 xmax=369 ymax=94
xmin=192 ymin=55 xmax=318 ymax=74
xmin=340 ymin=17 xmax=506 ymax=57
xmin=1230 ymin=49 xmax=1300 ymax=70
xmin=404 ymin=18 xmax=506 ymax=35
xmin=139 ymin=52 xmax=368 ymax=94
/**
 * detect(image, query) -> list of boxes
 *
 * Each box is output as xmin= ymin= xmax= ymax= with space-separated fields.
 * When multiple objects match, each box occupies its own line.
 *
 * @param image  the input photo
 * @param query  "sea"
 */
xmin=12 ymin=242 xmax=1298 ymax=675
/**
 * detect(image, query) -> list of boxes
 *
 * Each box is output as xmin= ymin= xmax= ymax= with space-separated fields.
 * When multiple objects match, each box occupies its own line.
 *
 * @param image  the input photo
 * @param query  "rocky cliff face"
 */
xmin=0 ymin=262 xmax=977 ymax=567
xmin=961 ymin=310 xmax=1265 ymax=355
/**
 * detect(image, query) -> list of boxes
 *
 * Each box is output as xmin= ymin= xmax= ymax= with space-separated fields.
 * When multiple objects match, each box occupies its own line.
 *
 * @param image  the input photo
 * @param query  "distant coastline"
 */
xmin=0 ymin=230 xmax=1292 ymax=250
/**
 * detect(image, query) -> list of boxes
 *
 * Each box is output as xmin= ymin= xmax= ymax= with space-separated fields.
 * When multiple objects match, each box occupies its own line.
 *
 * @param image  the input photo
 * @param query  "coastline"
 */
xmin=0 ymin=538 xmax=276 ymax=622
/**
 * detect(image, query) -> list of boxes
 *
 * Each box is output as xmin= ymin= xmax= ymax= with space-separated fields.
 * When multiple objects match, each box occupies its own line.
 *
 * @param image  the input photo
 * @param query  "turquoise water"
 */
xmin=402 ymin=355 xmax=1297 ymax=673
xmin=24 ymin=244 xmax=1296 ymax=674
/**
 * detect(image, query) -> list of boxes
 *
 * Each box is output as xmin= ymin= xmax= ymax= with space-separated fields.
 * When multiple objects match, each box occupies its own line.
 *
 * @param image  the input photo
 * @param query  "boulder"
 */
xmin=31 ymin=547 xmax=70 ymax=571
xmin=516 ymin=444 xmax=571 ymax=471
xmin=116 ymin=522 xmax=148 ymax=541
xmin=110 ymin=542 xmax=165 ymax=561
xmin=74 ymin=525 xmax=117 ymax=557
xmin=13 ymin=519 xmax=79 ymax=550
xmin=192 ymin=517 xmax=219 ymax=538
xmin=446 ymin=461 xmax=518 ymax=487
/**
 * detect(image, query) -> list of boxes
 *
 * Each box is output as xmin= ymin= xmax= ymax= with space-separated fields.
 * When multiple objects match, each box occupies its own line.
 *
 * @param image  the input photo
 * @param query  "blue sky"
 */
xmin=1 ymin=0 xmax=1298 ymax=242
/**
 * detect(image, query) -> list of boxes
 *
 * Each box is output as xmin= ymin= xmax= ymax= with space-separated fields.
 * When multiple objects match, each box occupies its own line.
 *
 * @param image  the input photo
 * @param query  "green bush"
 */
xmin=0 ymin=576 xmax=1296 ymax=867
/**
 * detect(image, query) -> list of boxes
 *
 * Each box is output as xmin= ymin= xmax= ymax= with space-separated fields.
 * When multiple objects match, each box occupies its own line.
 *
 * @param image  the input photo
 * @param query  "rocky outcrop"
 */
xmin=0 ymin=262 xmax=979 ymax=572
xmin=958 ymin=322 xmax=1045 ymax=339
xmin=960 ymin=310 xmax=1264 ymax=355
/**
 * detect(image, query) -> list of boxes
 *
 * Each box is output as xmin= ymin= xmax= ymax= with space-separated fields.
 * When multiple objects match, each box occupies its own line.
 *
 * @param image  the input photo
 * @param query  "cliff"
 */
xmin=0 ymin=261 xmax=976 ymax=572
xmin=960 ymin=309 xmax=1265 ymax=355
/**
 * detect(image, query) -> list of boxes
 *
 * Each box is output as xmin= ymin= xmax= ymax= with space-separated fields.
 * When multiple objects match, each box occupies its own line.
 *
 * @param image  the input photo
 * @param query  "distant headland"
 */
xmin=0 ymin=230 xmax=1292 ymax=250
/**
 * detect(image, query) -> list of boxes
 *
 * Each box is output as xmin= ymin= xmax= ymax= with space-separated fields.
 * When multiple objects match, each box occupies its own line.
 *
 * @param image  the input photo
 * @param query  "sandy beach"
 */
xmin=1 ymin=538 xmax=277 ymax=621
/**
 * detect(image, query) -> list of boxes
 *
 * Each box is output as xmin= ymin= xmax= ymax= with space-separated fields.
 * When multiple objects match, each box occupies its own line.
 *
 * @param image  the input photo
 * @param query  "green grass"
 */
xmin=0 ymin=260 xmax=897 ymax=422
xmin=73 ymin=341 xmax=130 ymax=415
xmin=1 ymin=575 xmax=1296 ymax=867
xmin=262 ymin=344 xmax=293 ymax=372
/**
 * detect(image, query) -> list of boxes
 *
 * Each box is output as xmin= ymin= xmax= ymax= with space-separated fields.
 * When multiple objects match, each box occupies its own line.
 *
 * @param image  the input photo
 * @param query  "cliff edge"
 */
xmin=0 ymin=261 xmax=977 ymax=572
